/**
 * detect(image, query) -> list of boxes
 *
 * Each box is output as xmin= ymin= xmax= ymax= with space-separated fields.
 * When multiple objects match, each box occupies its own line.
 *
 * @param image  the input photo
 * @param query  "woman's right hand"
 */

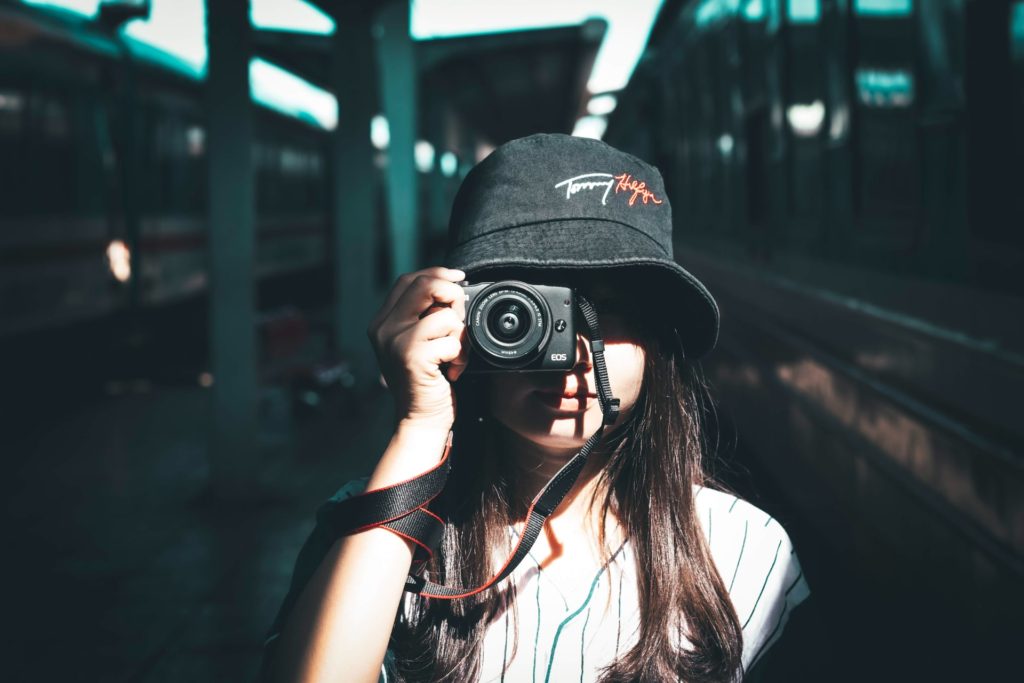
xmin=366 ymin=266 xmax=470 ymax=430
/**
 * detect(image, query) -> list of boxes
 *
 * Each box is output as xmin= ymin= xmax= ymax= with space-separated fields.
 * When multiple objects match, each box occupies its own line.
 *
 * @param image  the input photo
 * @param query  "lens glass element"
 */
xmin=487 ymin=299 xmax=530 ymax=343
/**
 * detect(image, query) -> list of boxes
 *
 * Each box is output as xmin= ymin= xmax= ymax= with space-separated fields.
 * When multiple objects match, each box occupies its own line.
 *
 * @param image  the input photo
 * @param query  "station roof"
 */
xmin=420 ymin=22 xmax=605 ymax=144
xmin=300 ymin=0 xmax=669 ymax=142
xmin=13 ymin=0 xmax=676 ymax=141
xmin=258 ymin=18 xmax=605 ymax=145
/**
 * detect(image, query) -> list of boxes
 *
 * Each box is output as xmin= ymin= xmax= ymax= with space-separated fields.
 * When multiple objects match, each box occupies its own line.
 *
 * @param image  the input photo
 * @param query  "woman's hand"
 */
xmin=270 ymin=267 xmax=470 ymax=683
xmin=367 ymin=266 xmax=470 ymax=430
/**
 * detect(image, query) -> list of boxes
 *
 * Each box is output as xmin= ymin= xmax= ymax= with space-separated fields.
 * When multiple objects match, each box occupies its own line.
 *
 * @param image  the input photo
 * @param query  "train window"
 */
xmin=134 ymin=98 xmax=207 ymax=216
xmin=39 ymin=95 xmax=71 ymax=140
xmin=961 ymin=0 xmax=1022 ymax=280
xmin=0 ymin=90 xmax=24 ymax=135
xmin=788 ymin=0 xmax=820 ymax=24
xmin=0 ymin=90 xmax=25 ymax=216
xmin=186 ymin=125 xmax=204 ymax=157
xmin=853 ymin=66 xmax=919 ymax=249
xmin=853 ymin=0 xmax=912 ymax=18
xmin=855 ymin=68 xmax=913 ymax=108
xmin=25 ymin=91 xmax=75 ymax=216
xmin=849 ymin=1 xmax=921 ymax=252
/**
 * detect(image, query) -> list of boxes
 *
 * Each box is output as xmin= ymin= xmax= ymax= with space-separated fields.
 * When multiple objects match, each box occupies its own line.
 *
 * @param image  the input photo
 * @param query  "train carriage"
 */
xmin=606 ymin=1 xmax=1024 ymax=678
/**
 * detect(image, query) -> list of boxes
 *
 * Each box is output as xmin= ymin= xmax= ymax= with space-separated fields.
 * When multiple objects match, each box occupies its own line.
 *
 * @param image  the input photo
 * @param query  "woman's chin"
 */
xmin=512 ymin=410 xmax=602 ymax=448
xmin=489 ymin=386 xmax=608 ymax=451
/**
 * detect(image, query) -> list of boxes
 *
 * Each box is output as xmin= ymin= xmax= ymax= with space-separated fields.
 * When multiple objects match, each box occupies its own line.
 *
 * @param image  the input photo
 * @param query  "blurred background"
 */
xmin=1 ymin=0 xmax=1021 ymax=681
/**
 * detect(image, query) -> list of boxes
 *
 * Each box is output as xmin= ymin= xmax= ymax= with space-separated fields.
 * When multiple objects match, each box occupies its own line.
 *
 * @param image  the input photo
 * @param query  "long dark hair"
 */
xmin=388 ymin=296 xmax=745 ymax=682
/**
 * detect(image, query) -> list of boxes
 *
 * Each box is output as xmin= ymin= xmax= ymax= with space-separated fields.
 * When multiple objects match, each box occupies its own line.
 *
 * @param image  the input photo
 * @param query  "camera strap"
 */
xmin=316 ymin=294 xmax=620 ymax=600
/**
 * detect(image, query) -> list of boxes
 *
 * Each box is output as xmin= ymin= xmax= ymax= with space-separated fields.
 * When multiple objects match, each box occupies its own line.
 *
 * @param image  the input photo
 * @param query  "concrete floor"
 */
xmin=4 ymin=383 xmax=394 ymax=683
xmin=13 ymin=372 xmax=987 ymax=683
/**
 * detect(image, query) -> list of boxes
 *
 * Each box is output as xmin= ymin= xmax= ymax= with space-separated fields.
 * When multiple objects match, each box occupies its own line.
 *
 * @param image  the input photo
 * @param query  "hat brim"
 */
xmin=446 ymin=220 xmax=720 ymax=359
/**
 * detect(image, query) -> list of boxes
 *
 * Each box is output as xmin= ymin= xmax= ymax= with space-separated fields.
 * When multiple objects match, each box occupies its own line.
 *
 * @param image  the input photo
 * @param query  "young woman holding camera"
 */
xmin=261 ymin=134 xmax=808 ymax=683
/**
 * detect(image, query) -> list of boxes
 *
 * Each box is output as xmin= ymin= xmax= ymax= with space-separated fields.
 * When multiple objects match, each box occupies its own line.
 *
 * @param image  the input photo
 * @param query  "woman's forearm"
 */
xmin=267 ymin=421 xmax=452 ymax=683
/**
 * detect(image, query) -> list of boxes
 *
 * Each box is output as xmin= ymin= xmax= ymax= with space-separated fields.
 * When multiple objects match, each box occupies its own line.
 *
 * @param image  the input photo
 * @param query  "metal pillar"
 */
xmin=206 ymin=0 xmax=258 ymax=495
xmin=331 ymin=10 xmax=381 ymax=389
xmin=425 ymin=100 xmax=450 ymax=245
xmin=376 ymin=0 xmax=419 ymax=279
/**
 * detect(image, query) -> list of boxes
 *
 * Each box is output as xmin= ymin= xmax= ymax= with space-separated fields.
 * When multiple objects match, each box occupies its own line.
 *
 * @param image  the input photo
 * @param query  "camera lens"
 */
xmin=466 ymin=282 xmax=552 ymax=369
xmin=488 ymin=300 xmax=529 ymax=343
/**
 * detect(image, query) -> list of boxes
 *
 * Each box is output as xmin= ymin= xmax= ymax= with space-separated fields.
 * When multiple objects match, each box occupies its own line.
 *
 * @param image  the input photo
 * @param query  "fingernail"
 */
xmin=449 ymin=269 xmax=466 ymax=279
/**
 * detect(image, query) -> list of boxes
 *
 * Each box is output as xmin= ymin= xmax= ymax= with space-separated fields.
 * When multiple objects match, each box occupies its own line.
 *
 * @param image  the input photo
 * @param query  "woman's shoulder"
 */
xmin=261 ymin=474 xmax=391 ymax=682
xmin=690 ymin=483 xmax=803 ymax=587
xmin=694 ymin=483 xmax=769 ymax=520
xmin=692 ymin=484 xmax=797 ymax=550
xmin=691 ymin=484 xmax=811 ymax=671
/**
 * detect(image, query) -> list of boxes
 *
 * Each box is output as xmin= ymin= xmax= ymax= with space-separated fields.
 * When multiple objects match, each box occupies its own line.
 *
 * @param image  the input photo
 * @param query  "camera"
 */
xmin=458 ymin=280 xmax=577 ymax=373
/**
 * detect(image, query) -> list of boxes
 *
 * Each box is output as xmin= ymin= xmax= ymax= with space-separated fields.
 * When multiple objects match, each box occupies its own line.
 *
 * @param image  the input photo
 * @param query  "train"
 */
xmin=604 ymin=1 xmax=1023 ymax=678
xmin=0 ymin=3 xmax=332 ymax=339
xmin=0 ymin=3 xmax=344 ymax=421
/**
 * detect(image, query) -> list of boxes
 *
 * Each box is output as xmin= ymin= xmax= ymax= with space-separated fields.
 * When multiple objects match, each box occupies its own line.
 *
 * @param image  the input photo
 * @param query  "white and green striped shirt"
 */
xmin=264 ymin=480 xmax=810 ymax=682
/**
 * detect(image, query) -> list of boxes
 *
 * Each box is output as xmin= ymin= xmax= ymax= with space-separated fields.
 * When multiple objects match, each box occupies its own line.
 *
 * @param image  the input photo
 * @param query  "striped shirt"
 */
xmin=263 ymin=479 xmax=810 ymax=682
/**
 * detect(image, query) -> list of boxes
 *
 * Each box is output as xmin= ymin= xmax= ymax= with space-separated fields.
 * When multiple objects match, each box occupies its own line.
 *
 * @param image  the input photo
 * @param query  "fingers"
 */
xmin=365 ymin=265 xmax=473 ymax=388
xmin=391 ymin=273 xmax=466 ymax=332
xmin=423 ymin=334 xmax=463 ymax=367
xmin=445 ymin=325 xmax=471 ymax=382
xmin=369 ymin=266 xmax=465 ymax=333
xmin=395 ymin=304 xmax=471 ymax=383
xmin=410 ymin=306 xmax=464 ymax=342
xmin=406 ymin=307 xmax=468 ymax=382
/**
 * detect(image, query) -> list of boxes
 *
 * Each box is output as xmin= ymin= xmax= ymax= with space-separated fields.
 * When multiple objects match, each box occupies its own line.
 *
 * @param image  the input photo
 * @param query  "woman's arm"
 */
xmin=266 ymin=266 xmax=467 ymax=682
xmin=265 ymin=420 xmax=451 ymax=683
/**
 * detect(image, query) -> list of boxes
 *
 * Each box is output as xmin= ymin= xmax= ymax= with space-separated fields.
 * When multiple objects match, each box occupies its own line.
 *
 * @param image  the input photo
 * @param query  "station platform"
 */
xmin=4 ymin=368 xmax=1010 ymax=682
xmin=5 ymin=382 xmax=395 ymax=682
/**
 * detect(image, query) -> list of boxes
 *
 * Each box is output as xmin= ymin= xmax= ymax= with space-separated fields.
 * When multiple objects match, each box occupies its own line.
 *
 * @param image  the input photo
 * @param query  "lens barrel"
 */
xmin=467 ymin=283 xmax=551 ymax=368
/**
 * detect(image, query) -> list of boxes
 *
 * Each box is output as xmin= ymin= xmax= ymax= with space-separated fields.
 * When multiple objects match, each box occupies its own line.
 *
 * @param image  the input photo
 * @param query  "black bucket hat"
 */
xmin=444 ymin=133 xmax=720 ymax=360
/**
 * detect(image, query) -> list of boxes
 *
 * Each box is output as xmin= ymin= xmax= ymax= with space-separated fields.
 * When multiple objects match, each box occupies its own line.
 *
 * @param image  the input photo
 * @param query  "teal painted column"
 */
xmin=376 ymin=0 xmax=419 ymax=279
xmin=425 ymin=100 xmax=450 ymax=246
xmin=331 ymin=9 xmax=381 ymax=390
xmin=206 ymin=0 xmax=258 ymax=495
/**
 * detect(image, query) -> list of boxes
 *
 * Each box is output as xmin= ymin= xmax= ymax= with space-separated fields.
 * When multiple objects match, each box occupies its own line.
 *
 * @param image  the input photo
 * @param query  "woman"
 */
xmin=261 ymin=134 xmax=809 ymax=682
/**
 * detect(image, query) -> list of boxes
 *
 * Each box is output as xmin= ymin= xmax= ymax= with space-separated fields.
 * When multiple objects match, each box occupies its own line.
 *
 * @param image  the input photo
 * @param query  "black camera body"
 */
xmin=459 ymin=280 xmax=577 ymax=373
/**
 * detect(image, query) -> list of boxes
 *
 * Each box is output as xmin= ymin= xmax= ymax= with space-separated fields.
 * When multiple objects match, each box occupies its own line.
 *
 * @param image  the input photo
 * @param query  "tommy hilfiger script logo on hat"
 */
xmin=554 ymin=172 xmax=664 ymax=207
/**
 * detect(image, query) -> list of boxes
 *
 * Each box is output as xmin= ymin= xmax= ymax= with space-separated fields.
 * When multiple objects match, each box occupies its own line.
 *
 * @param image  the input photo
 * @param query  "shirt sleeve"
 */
xmin=736 ymin=516 xmax=811 ymax=673
xmin=258 ymin=476 xmax=392 ymax=683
